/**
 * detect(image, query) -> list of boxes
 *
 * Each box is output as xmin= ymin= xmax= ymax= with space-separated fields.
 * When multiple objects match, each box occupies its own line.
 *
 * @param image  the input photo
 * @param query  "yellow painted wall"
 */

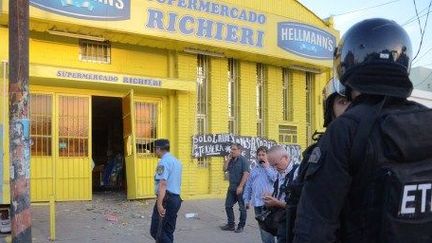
xmin=266 ymin=66 xmax=283 ymax=140
xmin=175 ymin=53 xmax=197 ymax=198
xmin=209 ymin=58 xmax=228 ymax=195
xmin=239 ymin=61 xmax=258 ymax=136
xmin=29 ymin=32 xmax=169 ymax=79
xmin=0 ymin=0 xmax=333 ymax=202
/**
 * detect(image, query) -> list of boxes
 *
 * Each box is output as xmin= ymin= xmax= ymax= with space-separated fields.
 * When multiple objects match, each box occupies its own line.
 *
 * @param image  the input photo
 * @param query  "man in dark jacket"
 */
xmin=293 ymin=18 xmax=430 ymax=242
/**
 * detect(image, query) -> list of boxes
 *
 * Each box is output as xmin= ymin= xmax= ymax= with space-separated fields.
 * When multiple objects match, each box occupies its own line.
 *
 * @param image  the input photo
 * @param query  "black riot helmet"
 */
xmin=322 ymin=77 xmax=346 ymax=127
xmin=334 ymin=18 xmax=413 ymax=98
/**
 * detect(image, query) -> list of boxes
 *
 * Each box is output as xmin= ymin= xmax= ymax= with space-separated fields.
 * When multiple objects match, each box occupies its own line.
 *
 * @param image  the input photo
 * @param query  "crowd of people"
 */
xmin=150 ymin=18 xmax=432 ymax=243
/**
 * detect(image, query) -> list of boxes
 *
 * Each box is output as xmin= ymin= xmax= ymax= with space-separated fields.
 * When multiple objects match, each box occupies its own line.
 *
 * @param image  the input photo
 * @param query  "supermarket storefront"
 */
xmin=0 ymin=0 xmax=338 ymax=202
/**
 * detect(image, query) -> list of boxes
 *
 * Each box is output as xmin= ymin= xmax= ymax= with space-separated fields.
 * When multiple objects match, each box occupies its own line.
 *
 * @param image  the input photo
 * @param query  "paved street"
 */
xmin=1 ymin=192 xmax=262 ymax=243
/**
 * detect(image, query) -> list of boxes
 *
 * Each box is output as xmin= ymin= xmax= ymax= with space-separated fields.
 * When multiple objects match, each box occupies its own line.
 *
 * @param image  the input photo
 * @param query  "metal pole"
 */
xmin=9 ymin=0 xmax=32 ymax=242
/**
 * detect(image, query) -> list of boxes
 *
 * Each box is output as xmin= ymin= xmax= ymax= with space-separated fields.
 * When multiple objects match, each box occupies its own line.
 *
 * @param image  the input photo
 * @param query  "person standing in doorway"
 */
xmin=150 ymin=139 xmax=182 ymax=243
xmin=220 ymin=143 xmax=250 ymax=233
xmin=243 ymin=146 xmax=277 ymax=243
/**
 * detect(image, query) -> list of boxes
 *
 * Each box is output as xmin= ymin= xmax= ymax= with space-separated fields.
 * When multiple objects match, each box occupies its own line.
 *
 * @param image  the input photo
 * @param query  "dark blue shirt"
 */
xmin=227 ymin=155 xmax=250 ymax=191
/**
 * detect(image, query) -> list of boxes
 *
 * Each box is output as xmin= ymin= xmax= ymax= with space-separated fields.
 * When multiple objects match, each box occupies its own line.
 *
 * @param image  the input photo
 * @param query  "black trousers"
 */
xmin=150 ymin=193 xmax=182 ymax=243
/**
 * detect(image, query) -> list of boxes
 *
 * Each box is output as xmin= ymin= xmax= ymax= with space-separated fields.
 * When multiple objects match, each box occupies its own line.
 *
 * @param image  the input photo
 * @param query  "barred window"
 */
xmin=283 ymin=69 xmax=294 ymax=121
xmin=197 ymin=55 xmax=210 ymax=167
xmin=30 ymin=94 xmax=52 ymax=156
xmin=256 ymin=63 xmax=266 ymax=137
xmin=79 ymin=39 xmax=111 ymax=64
xmin=306 ymin=73 xmax=314 ymax=146
xmin=197 ymin=55 xmax=210 ymax=135
xmin=136 ymin=102 xmax=158 ymax=155
xmin=279 ymin=125 xmax=298 ymax=144
xmin=228 ymin=58 xmax=239 ymax=134
xmin=59 ymin=96 xmax=89 ymax=157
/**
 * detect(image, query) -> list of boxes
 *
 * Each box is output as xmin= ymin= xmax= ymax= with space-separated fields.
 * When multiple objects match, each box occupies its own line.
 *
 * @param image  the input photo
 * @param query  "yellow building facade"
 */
xmin=0 ymin=0 xmax=338 ymax=203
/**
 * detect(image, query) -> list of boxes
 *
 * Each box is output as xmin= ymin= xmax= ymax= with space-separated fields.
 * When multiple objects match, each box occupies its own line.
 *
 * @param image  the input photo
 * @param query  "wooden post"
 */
xmin=9 ymin=0 xmax=32 ymax=242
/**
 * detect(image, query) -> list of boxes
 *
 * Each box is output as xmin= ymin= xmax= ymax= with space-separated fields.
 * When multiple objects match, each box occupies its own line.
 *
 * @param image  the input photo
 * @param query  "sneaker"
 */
xmin=234 ymin=226 xmax=244 ymax=233
xmin=220 ymin=224 xmax=235 ymax=231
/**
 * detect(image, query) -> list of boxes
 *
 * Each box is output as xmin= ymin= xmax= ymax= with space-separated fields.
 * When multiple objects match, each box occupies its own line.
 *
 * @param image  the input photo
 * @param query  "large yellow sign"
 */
xmin=1 ymin=0 xmax=339 ymax=67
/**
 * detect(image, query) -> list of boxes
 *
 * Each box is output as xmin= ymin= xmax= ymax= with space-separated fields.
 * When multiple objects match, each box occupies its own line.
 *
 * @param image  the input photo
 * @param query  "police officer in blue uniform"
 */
xmin=150 ymin=139 xmax=182 ymax=243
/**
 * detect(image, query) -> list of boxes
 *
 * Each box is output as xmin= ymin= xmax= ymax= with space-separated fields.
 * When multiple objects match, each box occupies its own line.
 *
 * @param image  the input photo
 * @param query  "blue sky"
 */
xmin=298 ymin=0 xmax=432 ymax=68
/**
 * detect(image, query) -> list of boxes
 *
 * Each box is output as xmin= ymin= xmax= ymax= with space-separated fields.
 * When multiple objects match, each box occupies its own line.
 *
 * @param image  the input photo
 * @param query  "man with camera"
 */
xmin=259 ymin=145 xmax=298 ymax=243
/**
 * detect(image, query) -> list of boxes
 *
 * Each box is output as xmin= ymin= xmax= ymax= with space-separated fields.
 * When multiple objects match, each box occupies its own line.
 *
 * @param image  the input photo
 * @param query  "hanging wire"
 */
xmin=412 ymin=0 xmax=432 ymax=61
xmin=331 ymin=0 xmax=400 ymax=16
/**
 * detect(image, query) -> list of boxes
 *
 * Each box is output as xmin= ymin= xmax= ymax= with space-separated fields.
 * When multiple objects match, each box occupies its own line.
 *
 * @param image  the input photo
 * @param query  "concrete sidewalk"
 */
xmin=2 ymin=192 xmax=263 ymax=243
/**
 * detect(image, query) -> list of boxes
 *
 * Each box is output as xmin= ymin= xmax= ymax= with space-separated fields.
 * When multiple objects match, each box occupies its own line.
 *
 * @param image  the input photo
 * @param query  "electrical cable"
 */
xmin=403 ymin=8 xmax=432 ymax=27
xmin=402 ymin=5 xmax=429 ymax=26
xmin=413 ymin=45 xmax=432 ymax=64
xmin=413 ymin=0 xmax=424 ymax=35
xmin=412 ymin=0 xmax=432 ymax=61
xmin=332 ymin=0 xmax=400 ymax=16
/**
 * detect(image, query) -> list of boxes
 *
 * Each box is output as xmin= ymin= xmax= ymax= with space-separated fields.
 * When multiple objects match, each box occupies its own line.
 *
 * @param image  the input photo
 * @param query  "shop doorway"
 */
xmin=91 ymin=96 xmax=125 ymax=193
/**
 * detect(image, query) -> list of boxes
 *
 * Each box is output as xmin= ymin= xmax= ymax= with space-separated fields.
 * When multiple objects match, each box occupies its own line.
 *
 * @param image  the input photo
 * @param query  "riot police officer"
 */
xmin=293 ymin=18 xmax=430 ymax=242
xmin=285 ymin=77 xmax=350 ymax=243
xmin=150 ymin=139 xmax=182 ymax=243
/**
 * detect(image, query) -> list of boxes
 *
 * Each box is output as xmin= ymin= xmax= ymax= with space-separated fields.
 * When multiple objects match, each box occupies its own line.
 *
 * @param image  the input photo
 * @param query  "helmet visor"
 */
xmin=323 ymin=77 xmax=346 ymax=99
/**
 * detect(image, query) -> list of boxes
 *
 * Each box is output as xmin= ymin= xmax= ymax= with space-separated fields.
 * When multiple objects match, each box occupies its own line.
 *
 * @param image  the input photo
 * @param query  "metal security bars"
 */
xmin=196 ymin=55 xmax=210 ymax=135
xmin=228 ymin=58 xmax=239 ymax=134
xmin=79 ymin=39 xmax=111 ymax=64
xmin=135 ymin=102 xmax=158 ymax=155
xmin=282 ymin=68 xmax=294 ymax=121
xmin=279 ymin=125 xmax=298 ymax=144
xmin=30 ymin=94 xmax=53 ymax=156
xmin=306 ymin=73 xmax=314 ymax=146
xmin=58 ymin=96 xmax=89 ymax=157
xmin=196 ymin=55 xmax=210 ymax=168
xmin=256 ymin=63 xmax=266 ymax=137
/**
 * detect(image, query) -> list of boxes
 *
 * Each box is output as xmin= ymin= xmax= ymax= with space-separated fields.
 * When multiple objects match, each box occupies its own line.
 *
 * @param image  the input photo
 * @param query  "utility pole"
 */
xmin=9 ymin=0 xmax=32 ymax=242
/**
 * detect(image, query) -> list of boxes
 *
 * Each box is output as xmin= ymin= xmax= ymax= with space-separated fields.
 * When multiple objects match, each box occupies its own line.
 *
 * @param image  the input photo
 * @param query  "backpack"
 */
xmin=346 ymin=98 xmax=432 ymax=242
xmin=286 ymin=98 xmax=432 ymax=243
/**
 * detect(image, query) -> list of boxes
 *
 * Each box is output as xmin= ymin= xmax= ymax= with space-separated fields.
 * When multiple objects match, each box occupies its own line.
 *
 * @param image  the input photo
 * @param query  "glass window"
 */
xmin=30 ymin=94 xmax=52 ymax=156
xmin=228 ymin=58 xmax=239 ymax=134
xmin=282 ymin=68 xmax=294 ymax=121
xmin=135 ymin=102 xmax=158 ymax=155
xmin=256 ymin=63 xmax=266 ymax=137
xmin=59 ymin=96 xmax=89 ymax=157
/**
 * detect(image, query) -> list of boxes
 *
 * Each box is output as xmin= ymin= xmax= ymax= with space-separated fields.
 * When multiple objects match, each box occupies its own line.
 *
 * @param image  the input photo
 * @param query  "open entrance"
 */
xmin=91 ymin=96 xmax=125 ymax=193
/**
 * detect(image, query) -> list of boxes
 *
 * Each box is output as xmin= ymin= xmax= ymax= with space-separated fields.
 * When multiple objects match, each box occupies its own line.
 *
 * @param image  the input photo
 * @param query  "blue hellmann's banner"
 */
xmin=278 ymin=22 xmax=336 ymax=59
xmin=30 ymin=0 xmax=130 ymax=21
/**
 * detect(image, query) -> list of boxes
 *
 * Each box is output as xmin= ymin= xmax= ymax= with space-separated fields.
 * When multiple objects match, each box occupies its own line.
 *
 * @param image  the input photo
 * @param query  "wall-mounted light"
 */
xmin=184 ymin=48 xmax=225 ymax=58
xmin=47 ymin=30 xmax=106 ymax=42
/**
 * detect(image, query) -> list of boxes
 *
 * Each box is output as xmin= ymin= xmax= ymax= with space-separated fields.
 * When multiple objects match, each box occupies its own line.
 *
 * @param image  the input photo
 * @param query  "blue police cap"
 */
xmin=154 ymin=139 xmax=170 ymax=148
